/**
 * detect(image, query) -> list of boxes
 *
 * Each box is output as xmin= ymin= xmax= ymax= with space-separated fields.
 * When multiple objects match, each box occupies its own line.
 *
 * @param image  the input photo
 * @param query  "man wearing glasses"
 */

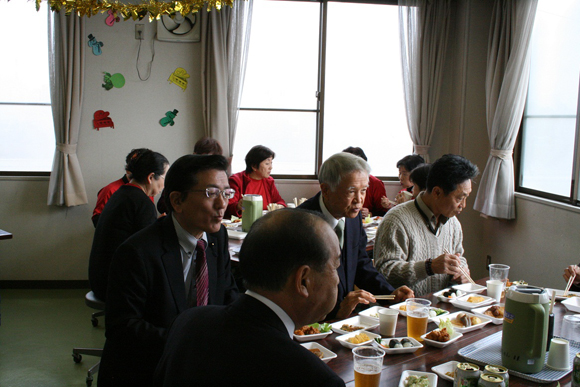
xmin=98 ymin=154 xmax=239 ymax=387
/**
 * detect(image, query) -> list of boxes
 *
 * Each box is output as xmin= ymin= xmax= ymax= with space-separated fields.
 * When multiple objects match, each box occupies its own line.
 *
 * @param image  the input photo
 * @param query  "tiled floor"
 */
xmin=0 ymin=289 xmax=105 ymax=387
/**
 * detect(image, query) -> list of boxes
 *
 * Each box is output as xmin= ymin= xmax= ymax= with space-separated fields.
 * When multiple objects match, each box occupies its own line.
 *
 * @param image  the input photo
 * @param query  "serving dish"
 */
xmin=293 ymin=327 xmax=333 ymax=342
xmin=430 ymin=311 xmax=491 ymax=333
xmin=300 ymin=342 xmax=337 ymax=363
xmin=335 ymin=330 xmax=380 ymax=349
xmin=226 ymin=230 xmax=247 ymax=240
xmin=330 ymin=315 xmax=379 ymax=335
xmin=373 ymin=336 xmax=423 ymax=354
xmin=434 ymin=288 xmax=465 ymax=303
xmin=562 ymin=297 xmax=580 ymax=313
xmin=398 ymin=370 xmax=438 ymax=387
xmin=428 ymin=307 xmax=449 ymax=322
xmin=420 ymin=329 xmax=463 ymax=348
xmin=389 ymin=301 xmax=408 ymax=316
xmin=471 ymin=304 xmax=504 ymax=325
xmin=358 ymin=305 xmax=388 ymax=320
xmin=431 ymin=360 xmax=459 ymax=382
xmin=545 ymin=287 xmax=580 ymax=301
xmin=452 ymin=283 xmax=486 ymax=294
xmin=450 ymin=294 xmax=494 ymax=310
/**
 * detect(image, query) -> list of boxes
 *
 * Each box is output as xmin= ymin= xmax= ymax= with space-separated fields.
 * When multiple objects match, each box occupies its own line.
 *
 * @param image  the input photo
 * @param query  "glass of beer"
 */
xmin=406 ymin=298 xmax=431 ymax=341
xmin=352 ymin=346 xmax=385 ymax=387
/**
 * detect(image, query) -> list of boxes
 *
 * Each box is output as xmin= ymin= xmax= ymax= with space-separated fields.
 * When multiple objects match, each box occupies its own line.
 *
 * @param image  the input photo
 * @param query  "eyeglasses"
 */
xmin=190 ymin=188 xmax=235 ymax=200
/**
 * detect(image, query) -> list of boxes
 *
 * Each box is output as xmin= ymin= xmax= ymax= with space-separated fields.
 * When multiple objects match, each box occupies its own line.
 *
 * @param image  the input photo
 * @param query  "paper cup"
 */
xmin=378 ymin=308 xmax=398 ymax=337
xmin=486 ymin=280 xmax=503 ymax=302
xmin=546 ymin=338 xmax=570 ymax=370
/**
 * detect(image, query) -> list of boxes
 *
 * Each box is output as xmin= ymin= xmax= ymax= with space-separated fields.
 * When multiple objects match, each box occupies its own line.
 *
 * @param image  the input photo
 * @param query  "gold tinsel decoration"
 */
xmin=35 ymin=0 xmax=234 ymax=21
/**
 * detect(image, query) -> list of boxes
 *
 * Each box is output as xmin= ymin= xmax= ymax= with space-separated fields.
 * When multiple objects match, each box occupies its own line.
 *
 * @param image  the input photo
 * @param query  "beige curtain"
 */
xmin=398 ymin=0 xmax=452 ymax=162
xmin=473 ymin=0 xmax=538 ymax=219
xmin=47 ymin=11 xmax=87 ymax=207
xmin=200 ymin=0 xmax=253 ymax=160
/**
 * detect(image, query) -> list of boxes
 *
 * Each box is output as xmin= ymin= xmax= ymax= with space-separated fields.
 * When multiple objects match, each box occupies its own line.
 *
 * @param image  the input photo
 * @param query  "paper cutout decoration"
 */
xmin=168 ymin=68 xmax=190 ymax=91
xmin=102 ymin=72 xmax=125 ymax=90
xmin=160 ymin=110 xmax=179 ymax=127
xmin=105 ymin=10 xmax=120 ymax=26
xmin=93 ymin=110 xmax=115 ymax=130
xmin=88 ymin=34 xmax=103 ymax=56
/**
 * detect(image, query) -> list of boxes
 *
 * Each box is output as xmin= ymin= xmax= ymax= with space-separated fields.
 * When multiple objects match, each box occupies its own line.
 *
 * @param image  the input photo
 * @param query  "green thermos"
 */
xmin=502 ymin=285 xmax=550 ymax=374
xmin=241 ymin=194 xmax=263 ymax=232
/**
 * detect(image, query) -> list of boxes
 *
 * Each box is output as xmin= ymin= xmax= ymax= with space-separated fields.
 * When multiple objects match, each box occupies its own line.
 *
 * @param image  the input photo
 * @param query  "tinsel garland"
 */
xmin=34 ymin=0 xmax=234 ymax=20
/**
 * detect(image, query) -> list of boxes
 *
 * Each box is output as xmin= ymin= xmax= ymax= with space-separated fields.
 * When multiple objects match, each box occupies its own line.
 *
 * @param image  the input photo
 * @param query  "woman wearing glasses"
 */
xmin=226 ymin=145 xmax=286 ymax=219
xmin=89 ymin=149 xmax=169 ymax=302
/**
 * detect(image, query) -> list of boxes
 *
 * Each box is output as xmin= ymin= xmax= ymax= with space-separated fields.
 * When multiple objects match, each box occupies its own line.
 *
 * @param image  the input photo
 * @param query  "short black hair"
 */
xmin=240 ymin=208 xmax=333 ymax=292
xmin=342 ymin=147 xmax=367 ymax=162
xmin=127 ymin=150 xmax=169 ymax=183
xmin=163 ymin=155 xmax=229 ymax=214
xmin=426 ymin=154 xmax=479 ymax=195
xmin=396 ymin=154 xmax=425 ymax=172
xmin=193 ymin=137 xmax=223 ymax=155
xmin=244 ymin=145 xmax=275 ymax=174
xmin=409 ymin=163 xmax=431 ymax=192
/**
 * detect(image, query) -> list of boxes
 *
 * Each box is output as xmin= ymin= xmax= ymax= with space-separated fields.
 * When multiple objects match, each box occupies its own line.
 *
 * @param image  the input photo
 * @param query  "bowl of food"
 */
xmin=389 ymin=301 xmax=408 ymax=316
xmin=432 ymin=312 xmax=491 ymax=333
xmin=471 ymin=304 xmax=504 ymax=325
xmin=330 ymin=315 xmax=379 ymax=335
xmin=335 ymin=330 xmax=380 ymax=349
xmin=434 ymin=288 xmax=465 ymax=303
xmin=428 ymin=307 xmax=449 ymax=322
xmin=398 ymin=370 xmax=438 ymax=387
xmin=373 ymin=336 xmax=423 ymax=354
xmin=358 ymin=305 xmax=388 ymax=320
xmin=300 ymin=342 xmax=337 ymax=363
xmin=431 ymin=360 xmax=459 ymax=381
xmin=450 ymin=294 xmax=494 ymax=310
xmin=293 ymin=323 xmax=333 ymax=342
xmin=421 ymin=328 xmax=463 ymax=348
xmin=452 ymin=283 xmax=486 ymax=294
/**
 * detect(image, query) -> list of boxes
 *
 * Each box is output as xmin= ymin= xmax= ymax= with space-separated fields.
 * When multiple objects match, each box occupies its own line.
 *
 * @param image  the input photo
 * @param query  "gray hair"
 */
xmin=319 ymin=152 xmax=371 ymax=191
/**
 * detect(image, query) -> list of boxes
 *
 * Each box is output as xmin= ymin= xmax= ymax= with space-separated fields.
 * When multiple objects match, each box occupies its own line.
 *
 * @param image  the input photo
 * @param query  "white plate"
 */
xmin=452 ymin=283 xmax=486 ymax=294
xmin=562 ymin=297 xmax=580 ymax=313
xmin=434 ymin=288 xmax=465 ymax=303
xmin=420 ymin=329 xmax=463 ymax=348
xmin=300 ymin=342 xmax=337 ymax=363
xmin=373 ymin=336 xmax=423 ymax=354
xmin=428 ymin=307 xmax=449 ymax=322
xmin=431 ymin=360 xmax=459 ymax=382
xmin=293 ymin=328 xmax=333 ymax=342
xmin=471 ymin=304 xmax=505 ymax=325
xmin=545 ymin=287 xmax=580 ymax=301
xmin=358 ymin=306 xmax=388 ymax=320
xmin=450 ymin=294 xmax=494 ymax=310
xmin=226 ymin=230 xmax=247 ymax=240
xmin=398 ymin=370 xmax=438 ymax=387
xmin=330 ymin=315 xmax=379 ymax=335
xmin=431 ymin=311 xmax=491 ymax=333
xmin=335 ymin=330 xmax=380 ymax=349
xmin=389 ymin=301 xmax=408 ymax=316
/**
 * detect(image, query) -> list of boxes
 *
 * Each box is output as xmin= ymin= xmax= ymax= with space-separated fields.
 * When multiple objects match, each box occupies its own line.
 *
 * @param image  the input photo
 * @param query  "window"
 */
xmin=233 ymin=0 xmax=412 ymax=178
xmin=0 ymin=2 xmax=55 ymax=174
xmin=518 ymin=0 xmax=580 ymax=202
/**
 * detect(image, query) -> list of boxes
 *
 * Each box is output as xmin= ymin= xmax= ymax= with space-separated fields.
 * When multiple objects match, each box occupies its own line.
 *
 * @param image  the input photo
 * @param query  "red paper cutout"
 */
xmin=93 ymin=110 xmax=115 ymax=130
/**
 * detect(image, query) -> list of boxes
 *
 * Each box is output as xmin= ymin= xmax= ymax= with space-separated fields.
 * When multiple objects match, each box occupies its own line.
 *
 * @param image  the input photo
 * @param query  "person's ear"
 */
xmin=169 ymin=191 xmax=183 ymax=214
xmin=147 ymin=172 xmax=156 ymax=184
xmin=432 ymin=186 xmax=443 ymax=198
xmin=294 ymin=265 xmax=311 ymax=299
xmin=320 ymin=183 xmax=330 ymax=200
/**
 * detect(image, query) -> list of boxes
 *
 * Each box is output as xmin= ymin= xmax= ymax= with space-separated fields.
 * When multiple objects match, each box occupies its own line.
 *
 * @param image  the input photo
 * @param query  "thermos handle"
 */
xmin=530 ymin=303 xmax=546 ymax=358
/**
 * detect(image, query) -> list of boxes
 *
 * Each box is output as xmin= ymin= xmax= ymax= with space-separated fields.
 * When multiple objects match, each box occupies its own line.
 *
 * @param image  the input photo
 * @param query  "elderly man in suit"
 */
xmin=299 ymin=152 xmax=414 ymax=319
xmin=154 ymin=208 xmax=346 ymax=387
xmin=98 ymin=154 xmax=239 ymax=387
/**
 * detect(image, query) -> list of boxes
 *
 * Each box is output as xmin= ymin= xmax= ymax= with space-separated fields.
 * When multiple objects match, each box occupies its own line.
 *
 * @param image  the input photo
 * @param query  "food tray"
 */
xmin=458 ymin=331 xmax=579 ymax=383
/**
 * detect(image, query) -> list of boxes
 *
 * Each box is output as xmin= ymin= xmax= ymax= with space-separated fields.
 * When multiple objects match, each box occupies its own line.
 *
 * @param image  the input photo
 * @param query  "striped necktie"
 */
xmin=335 ymin=219 xmax=345 ymax=249
xmin=195 ymin=239 xmax=209 ymax=306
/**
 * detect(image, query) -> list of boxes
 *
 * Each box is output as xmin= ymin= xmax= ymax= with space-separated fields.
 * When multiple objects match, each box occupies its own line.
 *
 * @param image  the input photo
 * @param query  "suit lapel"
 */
xmin=206 ymin=232 xmax=219 ymax=304
xmin=160 ymin=217 xmax=188 ymax=313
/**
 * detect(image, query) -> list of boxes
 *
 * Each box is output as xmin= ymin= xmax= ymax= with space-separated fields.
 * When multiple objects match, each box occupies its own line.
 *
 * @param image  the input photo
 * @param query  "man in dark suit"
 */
xmin=98 ymin=155 xmax=239 ymax=387
xmin=154 ymin=209 xmax=345 ymax=387
xmin=299 ymin=152 xmax=414 ymax=319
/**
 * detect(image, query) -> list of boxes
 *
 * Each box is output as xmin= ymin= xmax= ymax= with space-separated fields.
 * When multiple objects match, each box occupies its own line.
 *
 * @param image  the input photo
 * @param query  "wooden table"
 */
xmin=318 ymin=279 xmax=571 ymax=387
xmin=0 ymin=229 xmax=13 ymax=240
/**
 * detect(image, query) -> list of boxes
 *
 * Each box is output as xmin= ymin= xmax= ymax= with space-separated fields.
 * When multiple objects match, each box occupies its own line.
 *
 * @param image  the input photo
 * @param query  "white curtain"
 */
xmin=398 ymin=0 xmax=452 ymax=162
xmin=47 ymin=11 xmax=88 ymax=207
xmin=473 ymin=0 xmax=538 ymax=219
xmin=201 ymin=0 xmax=253 ymax=160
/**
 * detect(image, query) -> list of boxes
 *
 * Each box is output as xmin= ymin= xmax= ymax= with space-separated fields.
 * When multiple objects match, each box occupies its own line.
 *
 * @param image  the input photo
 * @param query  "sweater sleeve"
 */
xmin=226 ymin=173 xmax=244 ymax=219
xmin=267 ymin=178 xmax=286 ymax=206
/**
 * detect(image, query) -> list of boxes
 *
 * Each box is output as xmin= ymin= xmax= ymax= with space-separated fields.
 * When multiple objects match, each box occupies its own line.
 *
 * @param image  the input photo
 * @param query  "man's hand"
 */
xmin=452 ymin=264 xmax=470 ymax=283
xmin=564 ymin=265 xmax=580 ymax=285
xmin=361 ymin=207 xmax=370 ymax=218
xmin=395 ymin=192 xmax=412 ymax=204
xmin=431 ymin=253 xmax=464 ymax=279
xmin=391 ymin=286 xmax=414 ymax=303
xmin=381 ymin=196 xmax=395 ymax=210
xmin=335 ymin=290 xmax=376 ymax=320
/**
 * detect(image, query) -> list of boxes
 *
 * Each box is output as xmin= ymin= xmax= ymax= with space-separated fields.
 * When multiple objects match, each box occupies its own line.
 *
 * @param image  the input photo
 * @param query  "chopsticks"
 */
xmin=374 ymin=295 xmax=396 ymax=300
xmin=443 ymin=248 xmax=476 ymax=285
xmin=564 ymin=274 xmax=576 ymax=297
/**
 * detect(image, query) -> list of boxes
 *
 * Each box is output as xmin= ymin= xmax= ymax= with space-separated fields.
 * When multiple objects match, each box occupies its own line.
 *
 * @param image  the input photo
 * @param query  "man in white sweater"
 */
xmin=374 ymin=154 xmax=479 ymax=296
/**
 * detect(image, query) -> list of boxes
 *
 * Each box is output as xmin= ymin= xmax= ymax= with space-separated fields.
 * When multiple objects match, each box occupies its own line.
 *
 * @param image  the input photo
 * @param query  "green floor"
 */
xmin=0 ymin=289 xmax=105 ymax=387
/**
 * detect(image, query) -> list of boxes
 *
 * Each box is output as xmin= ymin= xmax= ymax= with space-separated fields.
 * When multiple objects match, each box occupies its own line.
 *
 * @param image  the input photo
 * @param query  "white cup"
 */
xmin=546 ymin=338 xmax=570 ymax=370
xmin=486 ymin=280 xmax=503 ymax=302
xmin=378 ymin=308 xmax=398 ymax=336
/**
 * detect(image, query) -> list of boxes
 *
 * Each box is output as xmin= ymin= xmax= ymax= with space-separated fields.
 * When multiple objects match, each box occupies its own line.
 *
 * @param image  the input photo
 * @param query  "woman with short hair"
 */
xmin=226 ymin=145 xmax=285 ymax=218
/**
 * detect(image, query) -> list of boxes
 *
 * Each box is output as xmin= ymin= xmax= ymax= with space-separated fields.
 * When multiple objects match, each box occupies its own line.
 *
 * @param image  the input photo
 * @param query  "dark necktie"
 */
xmin=195 ymin=239 xmax=209 ymax=306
